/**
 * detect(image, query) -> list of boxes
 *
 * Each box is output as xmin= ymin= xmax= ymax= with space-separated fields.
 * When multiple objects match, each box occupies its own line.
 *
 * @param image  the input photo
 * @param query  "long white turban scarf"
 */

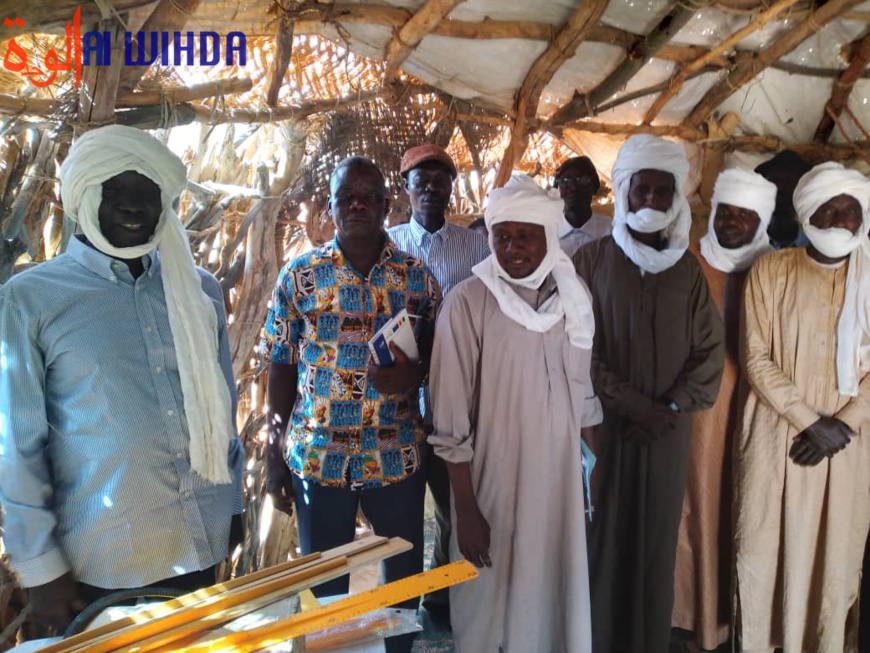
xmin=473 ymin=173 xmax=595 ymax=349
xmin=700 ymin=168 xmax=777 ymax=273
xmin=611 ymin=134 xmax=692 ymax=274
xmin=59 ymin=125 xmax=233 ymax=483
xmin=793 ymin=161 xmax=870 ymax=397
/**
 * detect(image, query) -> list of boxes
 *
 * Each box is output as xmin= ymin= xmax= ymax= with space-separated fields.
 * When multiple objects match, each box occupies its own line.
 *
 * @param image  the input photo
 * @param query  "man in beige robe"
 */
xmin=735 ymin=162 xmax=870 ymax=653
xmin=574 ymin=135 xmax=724 ymax=653
xmin=673 ymin=169 xmax=777 ymax=649
xmin=429 ymin=173 xmax=599 ymax=653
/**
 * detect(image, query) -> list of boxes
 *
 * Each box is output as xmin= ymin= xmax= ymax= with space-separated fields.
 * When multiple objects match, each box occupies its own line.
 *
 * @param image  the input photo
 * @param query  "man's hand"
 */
xmin=367 ymin=343 xmax=424 ymax=395
xmin=626 ymin=402 xmax=678 ymax=442
xmin=790 ymin=417 xmax=853 ymax=466
xmin=265 ymin=448 xmax=295 ymax=515
xmin=29 ymin=572 xmax=86 ymax=638
xmin=455 ymin=503 xmax=492 ymax=568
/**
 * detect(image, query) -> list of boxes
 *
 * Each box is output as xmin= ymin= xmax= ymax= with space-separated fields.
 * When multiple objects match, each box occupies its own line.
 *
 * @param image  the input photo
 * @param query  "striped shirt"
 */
xmin=0 ymin=237 xmax=244 ymax=589
xmin=388 ymin=219 xmax=490 ymax=297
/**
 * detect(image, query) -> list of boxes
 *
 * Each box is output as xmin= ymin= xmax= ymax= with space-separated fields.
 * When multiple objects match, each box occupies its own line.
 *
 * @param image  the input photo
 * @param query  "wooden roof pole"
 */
xmin=117 ymin=0 xmax=204 ymax=92
xmin=547 ymin=3 xmax=696 ymax=133
xmin=683 ymin=0 xmax=864 ymax=127
xmin=266 ymin=14 xmax=294 ymax=107
xmin=76 ymin=15 xmax=125 ymax=133
xmin=813 ymin=31 xmax=870 ymax=143
xmin=493 ymin=0 xmax=609 ymax=188
xmin=291 ymin=4 xmax=727 ymax=66
xmin=642 ymin=0 xmax=801 ymax=125
xmin=382 ymin=0 xmax=466 ymax=82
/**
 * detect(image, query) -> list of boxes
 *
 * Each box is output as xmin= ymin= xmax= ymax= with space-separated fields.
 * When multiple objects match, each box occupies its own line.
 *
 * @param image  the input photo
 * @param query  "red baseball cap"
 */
xmin=400 ymin=144 xmax=457 ymax=179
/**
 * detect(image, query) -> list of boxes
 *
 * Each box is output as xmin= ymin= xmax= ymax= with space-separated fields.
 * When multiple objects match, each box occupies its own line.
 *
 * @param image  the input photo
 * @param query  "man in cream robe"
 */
xmin=673 ymin=169 xmax=777 ymax=649
xmin=429 ymin=174 xmax=599 ymax=653
xmin=735 ymin=162 xmax=870 ymax=652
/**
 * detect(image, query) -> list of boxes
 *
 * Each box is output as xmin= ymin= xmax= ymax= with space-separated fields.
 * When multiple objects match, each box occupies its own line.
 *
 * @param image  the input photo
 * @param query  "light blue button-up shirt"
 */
xmin=388 ymin=218 xmax=490 ymax=297
xmin=0 ymin=237 xmax=244 ymax=588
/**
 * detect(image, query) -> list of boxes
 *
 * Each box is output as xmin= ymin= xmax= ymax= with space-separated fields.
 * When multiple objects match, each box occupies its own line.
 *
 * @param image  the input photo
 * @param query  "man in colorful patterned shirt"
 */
xmin=262 ymin=157 xmax=440 ymax=653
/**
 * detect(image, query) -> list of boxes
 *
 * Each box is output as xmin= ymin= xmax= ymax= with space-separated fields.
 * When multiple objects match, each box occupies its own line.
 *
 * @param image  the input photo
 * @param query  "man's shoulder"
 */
xmin=195 ymin=267 xmax=224 ymax=304
xmin=1 ymin=254 xmax=76 ymax=299
xmin=442 ymin=274 xmax=487 ymax=309
xmin=750 ymin=247 xmax=800 ymax=277
xmin=446 ymin=222 xmax=489 ymax=250
xmin=573 ymin=233 xmax=614 ymax=264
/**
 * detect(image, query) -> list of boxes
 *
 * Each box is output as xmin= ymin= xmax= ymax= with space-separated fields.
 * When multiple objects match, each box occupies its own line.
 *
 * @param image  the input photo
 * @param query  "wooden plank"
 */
xmin=41 ymin=538 xmax=389 ymax=653
xmin=642 ymin=0 xmax=801 ymax=124
xmin=115 ymin=538 xmax=412 ymax=653
xmin=174 ymin=561 xmax=478 ymax=653
xmin=813 ymin=31 xmax=870 ymax=142
xmin=116 ymin=77 xmax=253 ymax=107
xmin=683 ymin=0 xmax=865 ymax=127
xmin=382 ymin=0 xmax=466 ymax=80
xmin=117 ymin=0 xmax=204 ymax=91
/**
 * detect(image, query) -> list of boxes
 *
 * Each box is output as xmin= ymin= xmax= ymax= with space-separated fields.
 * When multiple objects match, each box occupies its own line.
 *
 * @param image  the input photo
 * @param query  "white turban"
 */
xmin=792 ymin=162 xmax=870 ymax=397
xmin=610 ymin=135 xmax=692 ymax=274
xmin=473 ymin=173 xmax=595 ymax=349
xmin=699 ymin=168 xmax=776 ymax=273
xmin=59 ymin=125 xmax=233 ymax=483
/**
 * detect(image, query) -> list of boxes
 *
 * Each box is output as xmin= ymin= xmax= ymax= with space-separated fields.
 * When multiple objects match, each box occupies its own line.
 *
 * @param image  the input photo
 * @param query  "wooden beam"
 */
xmin=683 ymin=0 xmax=865 ymax=127
xmin=288 ymin=4 xmax=725 ymax=66
xmin=76 ymin=16 xmax=125 ymax=132
xmin=0 ymin=78 xmax=252 ymax=116
xmin=642 ymin=0 xmax=801 ymax=124
xmin=559 ymin=120 xmax=870 ymax=161
xmin=117 ymin=77 xmax=253 ymax=106
xmin=547 ymin=3 xmax=697 ymax=131
xmin=0 ymin=0 xmax=152 ymax=38
xmin=494 ymin=0 xmax=608 ymax=187
xmin=814 ymin=31 xmax=870 ymax=142
xmin=265 ymin=14 xmax=294 ymax=107
xmin=382 ymin=0 xmax=465 ymax=81
xmin=117 ymin=0 xmax=204 ymax=91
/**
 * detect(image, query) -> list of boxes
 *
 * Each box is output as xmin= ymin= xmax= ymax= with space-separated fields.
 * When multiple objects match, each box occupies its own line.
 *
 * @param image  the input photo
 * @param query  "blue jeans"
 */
xmin=291 ymin=470 xmax=425 ymax=653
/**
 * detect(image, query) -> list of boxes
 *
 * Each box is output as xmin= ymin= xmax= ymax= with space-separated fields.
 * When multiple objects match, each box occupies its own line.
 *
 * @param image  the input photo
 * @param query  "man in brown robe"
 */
xmin=735 ymin=162 xmax=870 ymax=653
xmin=672 ymin=168 xmax=777 ymax=649
xmin=573 ymin=135 xmax=724 ymax=653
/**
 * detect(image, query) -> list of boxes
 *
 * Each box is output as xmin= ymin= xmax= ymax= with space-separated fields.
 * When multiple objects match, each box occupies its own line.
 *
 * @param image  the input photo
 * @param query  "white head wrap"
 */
xmin=610 ymin=134 xmax=692 ymax=274
xmin=699 ymin=168 xmax=776 ymax=273
xmin=472 ymin=173 xmax=595 ymax=349
xmin=59 ymin=125 xmax=233 ymax=483
xmin=793 ymin=161 xmax=870 ymax=397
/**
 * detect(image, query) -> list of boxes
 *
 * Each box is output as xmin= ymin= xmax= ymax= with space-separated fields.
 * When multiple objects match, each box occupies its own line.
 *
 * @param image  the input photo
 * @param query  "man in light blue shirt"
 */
xmin=387 ymin=144 xmax=488 ymax=626
xmin=0 ymin=126 xmax=243 ymax=636
xmin=554 ymin=156 xmax=612 ymax=258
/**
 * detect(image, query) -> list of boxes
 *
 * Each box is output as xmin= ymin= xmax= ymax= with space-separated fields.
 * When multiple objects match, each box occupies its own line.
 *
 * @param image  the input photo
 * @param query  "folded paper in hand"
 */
xmin=368 ymin=309 xmax=419 ymax=366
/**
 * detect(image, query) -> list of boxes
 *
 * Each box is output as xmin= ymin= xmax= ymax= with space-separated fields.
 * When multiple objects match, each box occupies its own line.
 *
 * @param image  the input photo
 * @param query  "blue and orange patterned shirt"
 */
xmin=261 ymin=238 xmax=441 ymax=489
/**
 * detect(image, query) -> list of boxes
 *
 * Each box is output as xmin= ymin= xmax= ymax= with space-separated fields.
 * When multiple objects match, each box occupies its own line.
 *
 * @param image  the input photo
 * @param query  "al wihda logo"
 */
xmin=2 ymin=6 xmax=247 ymax=89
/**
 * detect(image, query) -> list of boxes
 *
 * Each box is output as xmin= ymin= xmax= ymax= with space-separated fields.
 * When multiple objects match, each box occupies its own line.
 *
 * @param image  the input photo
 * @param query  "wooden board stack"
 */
xmin=37 ymin=536 xmax=411 ymax=653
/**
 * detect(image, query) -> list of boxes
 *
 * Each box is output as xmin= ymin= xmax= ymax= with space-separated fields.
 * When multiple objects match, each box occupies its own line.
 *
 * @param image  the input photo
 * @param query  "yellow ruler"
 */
xmin=176 ymin=560 xmax=479 ymax=653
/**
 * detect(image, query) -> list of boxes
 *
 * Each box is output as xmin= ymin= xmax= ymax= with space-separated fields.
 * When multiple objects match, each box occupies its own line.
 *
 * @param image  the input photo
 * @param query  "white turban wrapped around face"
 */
xmin=699 ymin=168 xmax=776 ymax=273
xmin=610 ymin=135 xmax=692 ymax=274
xmin=473 ymin=173 xmax=595 ymax=349
xmin=792 ymin=162 xmax=870 ymax=397
xmin=59 ymin=125 xmax=233 ymax=483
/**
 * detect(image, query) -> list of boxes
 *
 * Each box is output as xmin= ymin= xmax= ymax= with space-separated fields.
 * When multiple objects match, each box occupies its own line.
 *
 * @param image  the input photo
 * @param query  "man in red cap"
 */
xmin=388 ymin=144 xmax=489 ymax=628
